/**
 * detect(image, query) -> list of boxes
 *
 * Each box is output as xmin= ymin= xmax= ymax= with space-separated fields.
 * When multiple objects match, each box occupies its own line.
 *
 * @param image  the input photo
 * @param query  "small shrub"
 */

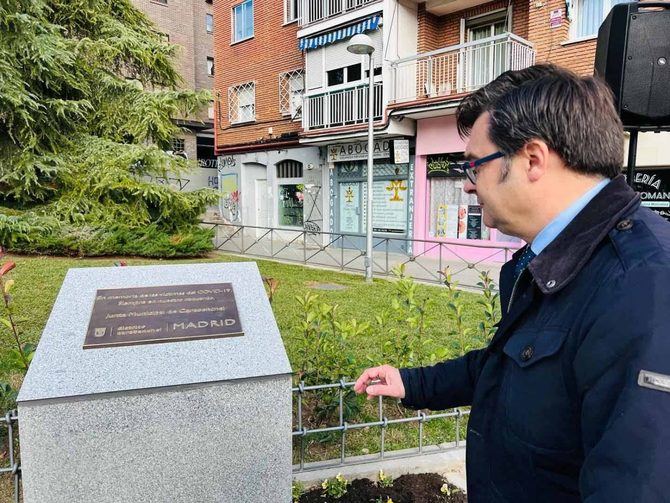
xmin=377 ymin=469 xmax=394 ymax=488
xmin=321 ymin=473 xmax=348 ymax=498
xmin=291 ymin=480 xmax=304 ymax=502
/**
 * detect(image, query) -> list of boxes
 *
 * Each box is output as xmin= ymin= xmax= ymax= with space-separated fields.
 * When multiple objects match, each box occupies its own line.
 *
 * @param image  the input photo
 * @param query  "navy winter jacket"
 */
xmin=400 ymin=175 xmax=670 ymax=502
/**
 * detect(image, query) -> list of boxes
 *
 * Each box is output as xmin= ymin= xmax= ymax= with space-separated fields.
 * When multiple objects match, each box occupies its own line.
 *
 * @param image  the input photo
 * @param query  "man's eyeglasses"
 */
xmin=453 ymin=151 xmax=505 ymax=184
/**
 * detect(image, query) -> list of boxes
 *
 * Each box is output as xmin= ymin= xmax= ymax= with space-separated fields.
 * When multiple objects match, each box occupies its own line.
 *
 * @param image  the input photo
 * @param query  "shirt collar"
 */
xmin=530 ymin=178 xmax=611 ymax=256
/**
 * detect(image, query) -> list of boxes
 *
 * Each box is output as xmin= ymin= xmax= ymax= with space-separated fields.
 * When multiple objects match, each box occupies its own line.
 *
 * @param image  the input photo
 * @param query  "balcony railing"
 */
xmin=300 ymin=0 xmax=379 ymax=26
xmin=390 ymin=33 xmax=535 ymax=104
xmin=303 ymin=81 xmax=383 ymax=131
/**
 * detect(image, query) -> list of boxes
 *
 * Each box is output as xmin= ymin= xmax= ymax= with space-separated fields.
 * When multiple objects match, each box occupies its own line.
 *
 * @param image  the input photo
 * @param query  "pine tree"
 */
xmin=0 ymin=0 xmax=218 ymax=257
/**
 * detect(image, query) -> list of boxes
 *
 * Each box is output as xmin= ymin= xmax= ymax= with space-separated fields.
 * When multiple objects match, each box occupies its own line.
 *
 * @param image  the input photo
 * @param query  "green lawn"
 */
xmin=0 ymin=252 xmax=500 ymax=467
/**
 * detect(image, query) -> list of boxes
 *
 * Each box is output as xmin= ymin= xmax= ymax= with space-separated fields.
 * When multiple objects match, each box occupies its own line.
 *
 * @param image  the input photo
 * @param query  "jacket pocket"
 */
xmin=502 ymin=328 xmax=579 ymax=452
xmin=503 ymin=328 xmax=568 ymax=368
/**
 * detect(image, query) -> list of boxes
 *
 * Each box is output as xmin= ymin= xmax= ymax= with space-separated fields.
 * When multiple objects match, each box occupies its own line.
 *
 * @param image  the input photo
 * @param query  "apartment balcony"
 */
xmin=390 ymin=34 xmax=535 ymax=105
xmin=300 ymin=0 xmax=380 ymax=27
xmin=302 ymin=81 xmax=383 ymax=131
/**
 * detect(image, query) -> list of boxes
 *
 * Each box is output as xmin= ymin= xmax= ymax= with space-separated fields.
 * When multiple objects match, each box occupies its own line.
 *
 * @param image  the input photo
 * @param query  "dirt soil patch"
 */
xmin=299 ymin=473 xmax=466 ymax=503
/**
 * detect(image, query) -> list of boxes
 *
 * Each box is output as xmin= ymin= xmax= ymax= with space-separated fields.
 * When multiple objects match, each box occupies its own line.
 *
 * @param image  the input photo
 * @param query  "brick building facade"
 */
xmin=132 ymin=0 xmax=217 ymax=195
xmin=210 ymin=0 xmax=670 ymax=253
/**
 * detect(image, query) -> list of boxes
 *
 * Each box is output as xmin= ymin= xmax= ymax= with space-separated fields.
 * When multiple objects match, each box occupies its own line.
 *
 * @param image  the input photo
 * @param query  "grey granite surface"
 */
xmin=19 ymin=376 xmax=292 ymax=503
xmin=18 ymin=262 xmax=292 ymax=402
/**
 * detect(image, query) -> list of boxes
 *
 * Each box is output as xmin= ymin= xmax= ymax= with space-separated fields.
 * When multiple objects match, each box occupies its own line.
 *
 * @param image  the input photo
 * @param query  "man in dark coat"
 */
xmin=354 ymin=65 xmax=670 ymax=501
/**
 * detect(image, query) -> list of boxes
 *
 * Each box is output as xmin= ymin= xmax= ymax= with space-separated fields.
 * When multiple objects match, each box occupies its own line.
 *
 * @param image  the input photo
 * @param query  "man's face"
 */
xmin=463 ymin=113 xmax=521 ymax=234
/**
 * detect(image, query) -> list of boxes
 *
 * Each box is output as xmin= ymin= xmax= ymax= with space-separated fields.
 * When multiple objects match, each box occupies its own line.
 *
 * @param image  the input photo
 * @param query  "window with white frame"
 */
xmin=228 ymin=82 xmax=256 ymax=123
xmin=207 ymin=57 xmax=214 ymax=76
xmin=285 ymin=0 xmax=300 ymax=23
xmin=232 ymin=0 xmax=254 ymax=43
xmin=279 ymin=70 xmax=304 ymax=118
xmin=571 ymin=0 xmax=628 ymax=38
xmin=206 ymin=13 xmax=213 ymax=33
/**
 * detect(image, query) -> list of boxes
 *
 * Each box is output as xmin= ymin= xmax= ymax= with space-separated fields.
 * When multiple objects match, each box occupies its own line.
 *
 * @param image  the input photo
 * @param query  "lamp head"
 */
xmin=347 ymin=34 xmax=375 ymax=55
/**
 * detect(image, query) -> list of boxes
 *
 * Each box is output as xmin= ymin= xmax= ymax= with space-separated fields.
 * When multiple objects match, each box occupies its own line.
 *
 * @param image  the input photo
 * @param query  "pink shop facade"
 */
xmin=411 ymin=115 xmax=523 ymax=263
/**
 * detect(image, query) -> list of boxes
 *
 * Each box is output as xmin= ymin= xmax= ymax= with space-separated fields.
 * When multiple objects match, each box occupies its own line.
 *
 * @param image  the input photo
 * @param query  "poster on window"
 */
xmin=339 ymin=183 xmax=360 ymax=233
xmin=362 ymin=180 xmax=408 ymax=234
xmin=466 ymin=205 xmax=483 ymax=239
xmin=457 ymin=205 xmax=468 ymax=238
xmin=436 ymin=204 xmax=459 ymax=238
xmin=633 ymin=169 xmax=670 ymax=222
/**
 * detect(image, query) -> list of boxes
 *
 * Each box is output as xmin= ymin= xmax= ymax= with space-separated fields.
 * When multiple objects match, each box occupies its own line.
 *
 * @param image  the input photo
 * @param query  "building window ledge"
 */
xmin=230 ymin=120 xmax=256 ymax=127
xmin=560 ymin=34 xmax=597 ymax=46
xmin=231 ymin=35 xmax=254 ymax=46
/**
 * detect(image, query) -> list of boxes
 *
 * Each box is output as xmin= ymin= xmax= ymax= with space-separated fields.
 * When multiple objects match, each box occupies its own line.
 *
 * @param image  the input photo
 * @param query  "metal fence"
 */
xmin=204 ymin=221 xmax=517 ymax=290
xmin=0 ymin=384 xmax=468 ymax=499
xmin=292 ymin=380 xmax=469 ymax=472
xmin=0 ymin=410 xmax=20 ymax=503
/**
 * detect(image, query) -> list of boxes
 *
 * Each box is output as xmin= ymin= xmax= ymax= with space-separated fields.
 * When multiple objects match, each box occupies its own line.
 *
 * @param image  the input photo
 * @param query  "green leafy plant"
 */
xmin=0 ymin=0 xmax=216 ymax=258
xmin=477 ymin=270 xmax=500 ymax=341
xmin=377 ymin=469 xmax=394 ymax=488
xmin=440 ymin=482 xmax=461 ymax=496
xmin=0 ymin=253 xmax=35 ymax=412
xmin=291 ymin=480 xmax=304 ymax=502
xmin=321 ymin=473 xmax=348 ymax=498
xmin=441 ymin=266 xmax=473 ymax=357
xmin=375 ymin=264 xmax=437 ymax=369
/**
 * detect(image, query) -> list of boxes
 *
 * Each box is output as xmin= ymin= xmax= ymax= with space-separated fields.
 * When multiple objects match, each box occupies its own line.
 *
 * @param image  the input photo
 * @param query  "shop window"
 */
xmin=429 ymin=177 xmax=486 ymax=239
xmin=426 ymin=154 xmax=488 ymax=240
xmin=278 ymin=184 xmax=304 ymax=227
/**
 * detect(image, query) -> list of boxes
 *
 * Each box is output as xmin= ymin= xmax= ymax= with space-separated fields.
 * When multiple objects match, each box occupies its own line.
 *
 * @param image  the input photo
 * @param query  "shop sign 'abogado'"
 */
xmin=328 ymin=140 xmax=390 ymax=162
xmin=83 ymin=283 xmax=243 ymax=349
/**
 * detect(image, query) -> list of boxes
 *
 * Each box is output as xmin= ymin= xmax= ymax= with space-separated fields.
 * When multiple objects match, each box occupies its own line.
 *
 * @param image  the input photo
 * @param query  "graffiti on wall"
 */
xmin=303 ymin=184 xmax=322 ymax=233
xmin=220 ymin=173 xmax=240 ymax=223
xmin=150 ymin=176 xmax=191 ymax=191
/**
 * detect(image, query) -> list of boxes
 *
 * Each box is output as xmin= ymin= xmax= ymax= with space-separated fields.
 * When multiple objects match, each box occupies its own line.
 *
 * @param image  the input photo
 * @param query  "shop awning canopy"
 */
xmin=299 ymin=15 xmax=381 ymax=51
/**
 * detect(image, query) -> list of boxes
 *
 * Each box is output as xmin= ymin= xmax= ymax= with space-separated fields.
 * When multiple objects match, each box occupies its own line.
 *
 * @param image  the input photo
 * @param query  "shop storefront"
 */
xmin=216 ymin=146 xmax=324 ymax=232
xmin=413 ymin=115 xmax=522 ymax=262
xmin=328 ymin=139 xmax=414 ymax=253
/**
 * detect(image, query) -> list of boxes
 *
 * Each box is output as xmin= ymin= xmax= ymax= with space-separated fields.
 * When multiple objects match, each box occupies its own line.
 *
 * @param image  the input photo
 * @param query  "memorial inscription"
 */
xmin=83 ymin=283 xmax=243 ymax=349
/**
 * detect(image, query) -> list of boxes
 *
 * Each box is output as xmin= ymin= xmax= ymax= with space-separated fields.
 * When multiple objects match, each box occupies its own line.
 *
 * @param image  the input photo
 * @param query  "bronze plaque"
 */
xmin=83 ymin=283 xmax=243 ymax=349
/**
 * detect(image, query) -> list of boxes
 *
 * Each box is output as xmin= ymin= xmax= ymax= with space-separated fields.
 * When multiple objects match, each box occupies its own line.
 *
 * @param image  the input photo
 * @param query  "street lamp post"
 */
xmin=347 ymin=34 xmax=376 ymax=282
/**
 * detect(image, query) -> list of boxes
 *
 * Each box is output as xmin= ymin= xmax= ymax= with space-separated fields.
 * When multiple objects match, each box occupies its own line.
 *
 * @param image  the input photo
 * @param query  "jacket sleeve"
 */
xmin=575 ymin=266 xmax=670 ymax=502
xmin=399 ymin=348 xmax=488 ymax=410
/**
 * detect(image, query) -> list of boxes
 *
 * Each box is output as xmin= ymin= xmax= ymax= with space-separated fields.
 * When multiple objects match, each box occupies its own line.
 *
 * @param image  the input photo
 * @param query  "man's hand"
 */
xmin=353 ymin=365 xmax=405 ymax=400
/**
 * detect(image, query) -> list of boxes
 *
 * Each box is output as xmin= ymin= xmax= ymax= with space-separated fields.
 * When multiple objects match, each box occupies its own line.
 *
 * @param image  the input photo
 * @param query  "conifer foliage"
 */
xmin=0 ymin=0 xmax=217 ymax=256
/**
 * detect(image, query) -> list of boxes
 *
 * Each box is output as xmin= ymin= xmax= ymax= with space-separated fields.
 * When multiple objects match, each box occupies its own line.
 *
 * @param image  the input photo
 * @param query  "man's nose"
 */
xmin=463 ymin=179 xmax=476 ymax=194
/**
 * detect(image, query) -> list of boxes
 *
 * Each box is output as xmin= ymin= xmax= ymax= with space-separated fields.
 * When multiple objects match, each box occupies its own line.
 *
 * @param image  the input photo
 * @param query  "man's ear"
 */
xmin=521 ymin=140 xmax=550 ymax=183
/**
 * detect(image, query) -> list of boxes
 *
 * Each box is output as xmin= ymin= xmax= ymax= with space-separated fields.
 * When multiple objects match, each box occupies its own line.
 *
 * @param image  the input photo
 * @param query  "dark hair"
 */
xmin=456 ymin=64 xmax=624 ymax=178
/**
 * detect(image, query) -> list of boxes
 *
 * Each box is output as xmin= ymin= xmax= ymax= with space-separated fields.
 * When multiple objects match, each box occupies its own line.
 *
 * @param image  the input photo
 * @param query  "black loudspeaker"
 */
xmin=594 ymin=2 xmax=670 ymax=128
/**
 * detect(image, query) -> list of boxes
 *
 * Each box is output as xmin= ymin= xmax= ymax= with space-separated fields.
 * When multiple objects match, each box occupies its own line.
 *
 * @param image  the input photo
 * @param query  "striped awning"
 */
xmin=299 ymin=15 xmax=381 ymax=51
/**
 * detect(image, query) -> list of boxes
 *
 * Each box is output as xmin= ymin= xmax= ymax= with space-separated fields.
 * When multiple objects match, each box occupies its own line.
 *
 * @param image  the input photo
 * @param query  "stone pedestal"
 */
xmin=17 ymin=262 xmax=292 ymax=502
